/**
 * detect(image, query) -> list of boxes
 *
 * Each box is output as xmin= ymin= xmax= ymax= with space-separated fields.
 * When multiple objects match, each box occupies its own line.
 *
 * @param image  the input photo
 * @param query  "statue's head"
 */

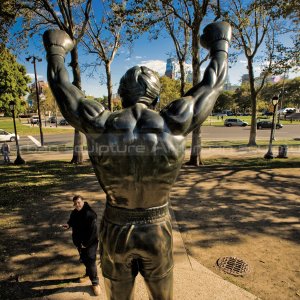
xmin=118 ymin=66 xmax=161 ymax=109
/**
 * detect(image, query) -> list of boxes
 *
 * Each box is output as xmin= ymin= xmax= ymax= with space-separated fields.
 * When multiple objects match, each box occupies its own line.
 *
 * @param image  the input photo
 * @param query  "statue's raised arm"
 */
xmin=43 ymin=30 xmax=110 ymax=133
xmin=160 ymin=22 xmax=232 ymax=135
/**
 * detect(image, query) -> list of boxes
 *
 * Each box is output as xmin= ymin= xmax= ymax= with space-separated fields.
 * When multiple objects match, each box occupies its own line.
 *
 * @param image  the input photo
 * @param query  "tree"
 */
xmin=28 ymin=85 xmax=56 ymax=117
xmin=82 ymin=0 xmax=127 ymax=111
xmin=159 ymin=75 xmax=193 ymax=109
xmin=125 ymin=0 xmax=211 ymax=165
xmin=124 ymin=1 xmax=192 ymax=98
xmin=214 ymin=90 xmax=235 ymax=112
xmin=0 ymin=0 xmax=18 ymax=44
xmin=160 ymin=2 xmax=192 ymax=97
xmin=159 ymin=76 xmax=181 ymax=108
xmin=13 ymin=0 xmax=92 ymax=163
xmin=219 ymin=0 xmax=299 ymax=146
xmin=0 ymin=46 xmax=30 ymax=116
xmin=260 ymin=77 xmax=300 ymax=108
xmin=233 ymin=84 xmax=252 ymax=113
xmin=262 ymin=0 xmax=300 ymax=74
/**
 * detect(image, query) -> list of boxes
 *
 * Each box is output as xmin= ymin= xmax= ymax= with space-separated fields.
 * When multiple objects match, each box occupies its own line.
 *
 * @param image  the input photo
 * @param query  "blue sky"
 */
xmin=15 ymin=13 xmax=299 ymax=98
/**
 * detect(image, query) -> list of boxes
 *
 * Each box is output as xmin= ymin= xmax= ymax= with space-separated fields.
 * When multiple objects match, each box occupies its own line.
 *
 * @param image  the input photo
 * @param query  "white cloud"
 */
xmin=253 ymin=65 xmax=263 ymax=73
xmin=239 ymin=60 xmax=247 ymax=64
xmin=138 ymin=60 xmax=166 ymax=75
xmin=135 ymin=56 xmax=142 ymax=59
xmin=26 ymin=73 xmax=44 ymax=81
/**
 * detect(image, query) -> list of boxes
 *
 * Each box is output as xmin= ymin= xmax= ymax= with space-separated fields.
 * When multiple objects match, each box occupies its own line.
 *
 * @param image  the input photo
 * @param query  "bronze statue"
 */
xmin=43 ymin=21 xmax=231 ymax=300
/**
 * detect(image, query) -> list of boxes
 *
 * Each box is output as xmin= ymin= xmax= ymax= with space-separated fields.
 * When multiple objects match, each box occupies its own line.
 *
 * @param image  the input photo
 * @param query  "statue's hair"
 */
xmin=118 ymin=66 xmax=161 ymax=108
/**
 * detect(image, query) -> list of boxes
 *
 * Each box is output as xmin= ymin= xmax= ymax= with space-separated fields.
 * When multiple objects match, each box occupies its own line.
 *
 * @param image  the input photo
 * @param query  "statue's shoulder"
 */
xmin=160 ymin=96 xmax=194 ymax=135
xmin=136 ymin=107 xmax=164 ymax=133
xmin=105 ymin=108 xmax=137 ymax=131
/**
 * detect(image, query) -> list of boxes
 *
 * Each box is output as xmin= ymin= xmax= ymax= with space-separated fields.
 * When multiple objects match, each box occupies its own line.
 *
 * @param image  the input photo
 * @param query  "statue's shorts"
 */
xmin=99 ymin=202 xmax=173 ymax=281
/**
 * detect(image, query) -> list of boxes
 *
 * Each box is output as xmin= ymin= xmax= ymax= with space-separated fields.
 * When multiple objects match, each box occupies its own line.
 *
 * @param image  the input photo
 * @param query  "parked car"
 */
xmin=262 ymin=111 xmax=273 ymax=116
xmin=278 ymin=107 xmax=296 ymax=114
xmin=30 ymin=116 xmax=39 ymax=124
xmin=212 ymin=112 xmax=227 ymax=117
xmin=0 ymin=129 xmax=19 ymax=142
xmin=257 ymin=121 xmax=283 ymax=129
xmin=59 ymin=119 xmax=69 ymax=126
xmin=224 ymin=118 xmax=248 ymax=127
xmin=223 ymin=110 xmax=234 ymax=116
xmin=48 ymin=116 xmax=57 ymax=123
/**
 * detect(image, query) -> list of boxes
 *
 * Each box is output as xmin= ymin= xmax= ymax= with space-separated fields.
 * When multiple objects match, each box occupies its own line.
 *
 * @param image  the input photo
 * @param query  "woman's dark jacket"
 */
xmin=67 ymin=202 xmax=98 ymax=248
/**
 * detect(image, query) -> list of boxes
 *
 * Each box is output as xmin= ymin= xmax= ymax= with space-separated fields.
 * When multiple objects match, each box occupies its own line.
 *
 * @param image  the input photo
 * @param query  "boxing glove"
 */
xmin=43 ymin=29 xmax=74 ymax=58
xmin=200 ymin=21 xmax=232 ymax=55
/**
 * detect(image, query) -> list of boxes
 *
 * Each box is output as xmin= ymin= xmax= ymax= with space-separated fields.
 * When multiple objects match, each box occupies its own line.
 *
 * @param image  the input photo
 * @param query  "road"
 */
xmin=12 ymin=124 xmax=300 ymax=149
xmin=201 ymin=125 xmax=300 ymax=141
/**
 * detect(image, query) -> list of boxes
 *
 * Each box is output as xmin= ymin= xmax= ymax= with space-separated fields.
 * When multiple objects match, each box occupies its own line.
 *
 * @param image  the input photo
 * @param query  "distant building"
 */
xmin=186 ymin=70 xmax=193 ymax=83
xmin=165 ymin=58 xmax=176 ymax=79
xmin=241 ymin=74 xmax=250 ymax=84
xmin=224 ymin=83 xmax=240 ymax=91
xmin=27 ymin=80 xmax=49 ymax=108
xmin=223 ymin=74 xmax=239 ymax=91
xmin=30 ymin=80 xmax=49 ymax=94
xmin=255 ymin=72 xmax=289 ymax=87
xmin=165 ymin=58 xmax=195 ymax=83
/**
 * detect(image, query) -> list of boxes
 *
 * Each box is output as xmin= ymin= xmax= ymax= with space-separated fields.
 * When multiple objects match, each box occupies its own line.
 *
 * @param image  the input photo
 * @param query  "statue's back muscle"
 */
xmin=87 ymin=104 xmax=185 ymax=209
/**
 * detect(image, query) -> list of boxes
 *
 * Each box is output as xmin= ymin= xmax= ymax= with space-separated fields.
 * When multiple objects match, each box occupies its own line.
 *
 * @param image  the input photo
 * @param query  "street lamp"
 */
xmin=26 ymin=55 xmax=44 ymax=146
xmin=264 ymin=95 xmax=279 ymax=159
xmin=9 ymin=101 xmax=25 ymax=165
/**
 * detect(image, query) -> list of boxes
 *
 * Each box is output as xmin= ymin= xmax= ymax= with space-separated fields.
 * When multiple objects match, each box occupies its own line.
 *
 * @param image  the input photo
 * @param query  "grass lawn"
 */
xmin=187 ymin=139 xmax=300 ymax=148
xmin=0 ymin=117 xmax=73 ymax=135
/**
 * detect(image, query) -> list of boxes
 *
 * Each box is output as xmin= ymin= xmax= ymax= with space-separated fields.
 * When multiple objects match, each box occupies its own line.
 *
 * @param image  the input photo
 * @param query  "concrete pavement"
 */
xmin=33 ymin=207 xmax=258 ymax=300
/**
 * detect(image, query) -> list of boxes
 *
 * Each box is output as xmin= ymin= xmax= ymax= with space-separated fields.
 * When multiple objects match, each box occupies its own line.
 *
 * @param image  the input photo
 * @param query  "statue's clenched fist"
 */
xmin=200 ymin=21 xmax=232 ymax=55
xmin=43 ymin=30 xmax=74 ymax=58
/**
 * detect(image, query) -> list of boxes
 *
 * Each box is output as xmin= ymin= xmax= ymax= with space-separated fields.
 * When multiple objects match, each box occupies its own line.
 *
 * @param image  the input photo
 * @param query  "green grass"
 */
xmin=200 ymin=157 xmax=300 ymax=169
xmin=185 ymin=139 xmax=300 ymax=148
xmin=0 ymin=117 xmax=73 ymax=135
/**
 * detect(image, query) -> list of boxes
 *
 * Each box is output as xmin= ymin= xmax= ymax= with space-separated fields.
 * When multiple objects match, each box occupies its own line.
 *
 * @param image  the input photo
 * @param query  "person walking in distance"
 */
xmin=62 ymin=195 xmax=100 ymax=296
xmin=44 ymin=21 xmax=231 ymax=300
xmin=1 ymin=142 xmax=10 ymax=163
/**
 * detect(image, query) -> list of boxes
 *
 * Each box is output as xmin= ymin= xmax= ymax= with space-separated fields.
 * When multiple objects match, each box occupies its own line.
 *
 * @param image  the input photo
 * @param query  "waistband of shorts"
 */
xmin=103 ymin=202 xmax=170 ymax=225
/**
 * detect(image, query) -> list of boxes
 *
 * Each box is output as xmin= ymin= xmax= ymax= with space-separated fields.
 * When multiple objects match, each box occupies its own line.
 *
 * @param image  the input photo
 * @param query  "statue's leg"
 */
xmin=104 ymin=277 xmax=136 ymax=300
xmin=144 ymin=270 xmax=173 ymax=300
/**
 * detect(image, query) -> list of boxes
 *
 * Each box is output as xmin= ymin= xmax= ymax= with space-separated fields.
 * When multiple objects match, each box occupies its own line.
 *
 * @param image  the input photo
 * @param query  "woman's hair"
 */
xmin=118 ymin=66 xmax=161 ymax=108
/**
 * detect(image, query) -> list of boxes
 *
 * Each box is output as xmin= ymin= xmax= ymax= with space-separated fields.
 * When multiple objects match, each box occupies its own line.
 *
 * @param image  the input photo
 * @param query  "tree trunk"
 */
xmin=179 ymin=60 xmax=186 ymax=97
xmin=187 ymin=28 xmax=203 ymax=166
xmin=70 ymin=129 xmax=84 ymax=164
xmin=186 ymin=125 xmax=202 ymax=166
xmin=247 ymin=58 xmax=257 ymax=146
xmin=105 ymin=61 xmax=113 ymax=111
xmin=70 ymin=46 xmax=84 ymax=164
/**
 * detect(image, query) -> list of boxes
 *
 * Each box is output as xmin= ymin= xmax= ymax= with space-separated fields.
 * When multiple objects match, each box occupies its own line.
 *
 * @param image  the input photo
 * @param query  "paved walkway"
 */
xmin=32 ymin=208 xmax=258 ymax=300
xmin=19 ymin=150 xmax=261 ymax=300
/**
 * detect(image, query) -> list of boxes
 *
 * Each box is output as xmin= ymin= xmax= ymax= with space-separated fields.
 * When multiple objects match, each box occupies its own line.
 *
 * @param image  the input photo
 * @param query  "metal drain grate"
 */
xmin=216 ymin=256 xmax=250 ymax=276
